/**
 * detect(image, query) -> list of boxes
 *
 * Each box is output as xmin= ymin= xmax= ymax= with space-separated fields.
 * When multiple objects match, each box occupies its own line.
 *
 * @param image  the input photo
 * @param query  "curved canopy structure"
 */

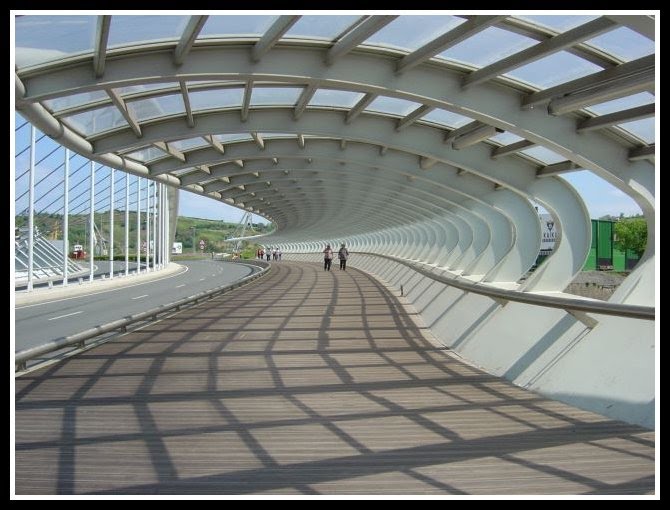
xmin=14 ymin=13 xmax=656 ymax=302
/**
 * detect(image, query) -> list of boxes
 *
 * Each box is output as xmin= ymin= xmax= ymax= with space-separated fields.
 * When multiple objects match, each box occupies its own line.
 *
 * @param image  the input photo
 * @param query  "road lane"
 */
xmin=15 ymin=260 xmax=258 ymax=351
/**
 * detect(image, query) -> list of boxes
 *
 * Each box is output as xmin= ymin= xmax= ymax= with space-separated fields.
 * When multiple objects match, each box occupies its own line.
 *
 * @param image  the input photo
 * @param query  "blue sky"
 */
xmin=178 ymin=191 xmax=270 ymax=223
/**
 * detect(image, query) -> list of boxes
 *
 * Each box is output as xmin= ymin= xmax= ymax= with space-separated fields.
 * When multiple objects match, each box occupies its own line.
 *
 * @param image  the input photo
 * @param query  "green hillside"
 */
xmin=174 ymin=216 xmax=272 ymax=253
xmin=15 ymin=212 xmax=273 ymax=256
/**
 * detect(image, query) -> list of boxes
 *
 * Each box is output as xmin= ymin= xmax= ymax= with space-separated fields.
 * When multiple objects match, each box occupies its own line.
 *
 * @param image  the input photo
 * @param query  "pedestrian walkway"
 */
xmin=14 ymin=262 xmax=655 ymax=495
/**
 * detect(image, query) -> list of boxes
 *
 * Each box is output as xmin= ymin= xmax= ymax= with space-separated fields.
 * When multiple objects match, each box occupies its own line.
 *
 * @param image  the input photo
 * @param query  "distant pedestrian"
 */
xmin=277 ymin=249 xmax=282 ymax=261
xmin=323 ymin=244 xmax=333 ymax=271
xmin=338 ymin=243 xmax=349 ymax=270
xmin=266 ymin=249 xmax=271 ymax=262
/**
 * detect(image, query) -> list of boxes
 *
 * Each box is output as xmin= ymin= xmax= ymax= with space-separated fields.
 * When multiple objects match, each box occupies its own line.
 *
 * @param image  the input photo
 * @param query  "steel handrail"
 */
xmin=291 ymin=251 xmax=655 ymax=321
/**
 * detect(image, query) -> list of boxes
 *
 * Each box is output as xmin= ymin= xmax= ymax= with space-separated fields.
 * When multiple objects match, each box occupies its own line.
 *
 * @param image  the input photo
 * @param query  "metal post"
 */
xmin=27 ymin=125 xmax=35 ymax=291
xmin=152 ymin=181 xmax=157 ymax=271
xmin=89 ymin=161 xmax=95 ymax=283
xmin=160 ymin=183 xmax=164 ymax=269
xmin=191 ymin=226 xmax=196 ymax=254
xmin=136 ymin=175 xmax=140 ymax=274
xmin=63 ymin=148 xmax=69 ymax=286
xmin=160 ymin=184 xmax=164 ymax=267
xmin=155 ymin=182 xmax=160 ymax=269
xmin=124 ymin=172 xmax=129 ymax=276
xmin=167 ymin=185 xmax=170 ymax=265
xmin=145 ymin=178 xmax=150 ymax=272
xmin=164 ymin=184 xmax=170 ymax=265
xmin=109 ymin=168 xmax=114 ymax=279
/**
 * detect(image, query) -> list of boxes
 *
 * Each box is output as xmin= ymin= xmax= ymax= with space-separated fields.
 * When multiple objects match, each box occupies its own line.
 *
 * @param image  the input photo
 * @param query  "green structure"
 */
xmin=585 ymin=219 xmax=640 ymax=271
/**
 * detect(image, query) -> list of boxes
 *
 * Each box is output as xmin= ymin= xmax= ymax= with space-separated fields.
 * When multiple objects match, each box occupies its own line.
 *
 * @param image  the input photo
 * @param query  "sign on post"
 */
xmin=199 ymin=239 xmax=206 ymax=251
xmin=540 ymin=213 xmax=559 ymax=252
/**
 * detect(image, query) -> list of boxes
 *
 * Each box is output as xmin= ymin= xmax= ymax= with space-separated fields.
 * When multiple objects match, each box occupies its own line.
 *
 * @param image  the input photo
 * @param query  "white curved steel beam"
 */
xmin=15 ymin=41 xmax=654 ymax=298
xmin=94 ymin=110 xmax=586 ymax=287
xmin=18 ymin=46 xmax=652 ymax=249
xmin=174 ymin=16 xmax=209 ymax=66
xmin=160 ymin=140 xmax=539 ymax=279
xmin=252 ymin=15 xmax=301 ymax=62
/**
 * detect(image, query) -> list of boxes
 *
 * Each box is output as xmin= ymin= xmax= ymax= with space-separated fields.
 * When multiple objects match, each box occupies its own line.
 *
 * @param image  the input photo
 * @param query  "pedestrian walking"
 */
xmin=338 ymin=243 xmax=349 ymax=270
xmin=323 ymin=244 xmax=333 ymax=271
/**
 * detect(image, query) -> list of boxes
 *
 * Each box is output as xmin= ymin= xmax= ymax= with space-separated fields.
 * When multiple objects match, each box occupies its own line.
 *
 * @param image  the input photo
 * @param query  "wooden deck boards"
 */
xmin=15 ymin=262 xmax=655 ymax=495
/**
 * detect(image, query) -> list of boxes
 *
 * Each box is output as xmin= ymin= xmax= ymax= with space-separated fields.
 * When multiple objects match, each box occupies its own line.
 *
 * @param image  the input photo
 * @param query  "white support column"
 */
xmin=89 ymin=161 xmax=95 ymax=283
xmin=62 ymin=147 xmax=69 ymax=286
xmin=152 ymin=181 xmax=157 ymax=271
xmin=441 ymin=216 xmax=470 ymax=270
xmin=124 ymin=172 xmax=129 ymax=276
xmin=166 ymin=185 xmax=170 ymax=265
xmin=136 ymin=175 xmax=140 ymax=273
xmin=145 ymin=177 xmax=150 ymax=271
xmin=425 ymin=219 xmax=448 ymax=264
xmin=167 ymin=185 xmax=171 ymax=265
xmin=158 ymin=183 xmax=163 ymax=269
xmin=158 ymin=183 xmax=167 ymax=269
xmin=159 ymin=183 xmax=164 ymax=269
xmin=483 ymin=190 xmax=540 ymax=283
xmin=453 ymin=211 xmax=486 ymax=273
xmin=461 ymin=200 xmax=511 ymax=279
xmin=27 ymin=125 xmax=35 ymax=291
xmin=163 ymin=184 xmax=169 ymax=265
xmin=520 ymin=176 xmax=591 ymax=292
xmin=109 ymin=168 xmax=114 ymax=279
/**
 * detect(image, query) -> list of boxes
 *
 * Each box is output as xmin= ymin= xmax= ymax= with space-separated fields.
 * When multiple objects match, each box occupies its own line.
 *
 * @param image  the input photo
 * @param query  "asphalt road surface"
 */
xmin=14 ymin=260 xmax=256 ymax=352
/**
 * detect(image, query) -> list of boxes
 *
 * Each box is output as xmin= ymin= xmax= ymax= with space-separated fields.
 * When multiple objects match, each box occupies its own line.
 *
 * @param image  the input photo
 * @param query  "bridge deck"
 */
xmin=14 ymin=262 xmax=655 ymax=495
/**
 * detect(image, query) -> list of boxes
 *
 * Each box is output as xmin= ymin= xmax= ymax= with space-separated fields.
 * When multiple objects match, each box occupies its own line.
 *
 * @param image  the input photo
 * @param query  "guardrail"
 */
xmin=15 ymin=259 xmax=271 ymax=372
xmin=290 ymin=252 xmax=655 ymax=322
xmin=14 ymin=266 xmax=90 ymax=288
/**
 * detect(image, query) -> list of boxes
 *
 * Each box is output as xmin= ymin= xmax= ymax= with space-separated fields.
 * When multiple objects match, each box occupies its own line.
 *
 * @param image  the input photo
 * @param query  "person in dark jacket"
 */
xmin=338 ymin=243 xmax=349 ymax=270
xmin=323 ymin=244 xmax=333 ymax=271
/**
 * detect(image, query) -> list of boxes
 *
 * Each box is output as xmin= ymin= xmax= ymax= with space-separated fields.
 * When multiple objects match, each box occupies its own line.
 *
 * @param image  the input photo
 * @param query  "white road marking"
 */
xmin=132 ymin=294 xmax=149 ymax=300
xmin=175 ymin=284 xmax=186 ymax=288
xmin=199 ymin=278 xmax=206 ymax=281
xmin=48 ymin=311 xmax=83 ymax=321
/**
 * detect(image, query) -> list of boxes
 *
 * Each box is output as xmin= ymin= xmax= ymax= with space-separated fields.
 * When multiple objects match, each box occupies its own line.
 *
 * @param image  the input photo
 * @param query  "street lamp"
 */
xmin=190 ymin=226 xmax=196 ymax=254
